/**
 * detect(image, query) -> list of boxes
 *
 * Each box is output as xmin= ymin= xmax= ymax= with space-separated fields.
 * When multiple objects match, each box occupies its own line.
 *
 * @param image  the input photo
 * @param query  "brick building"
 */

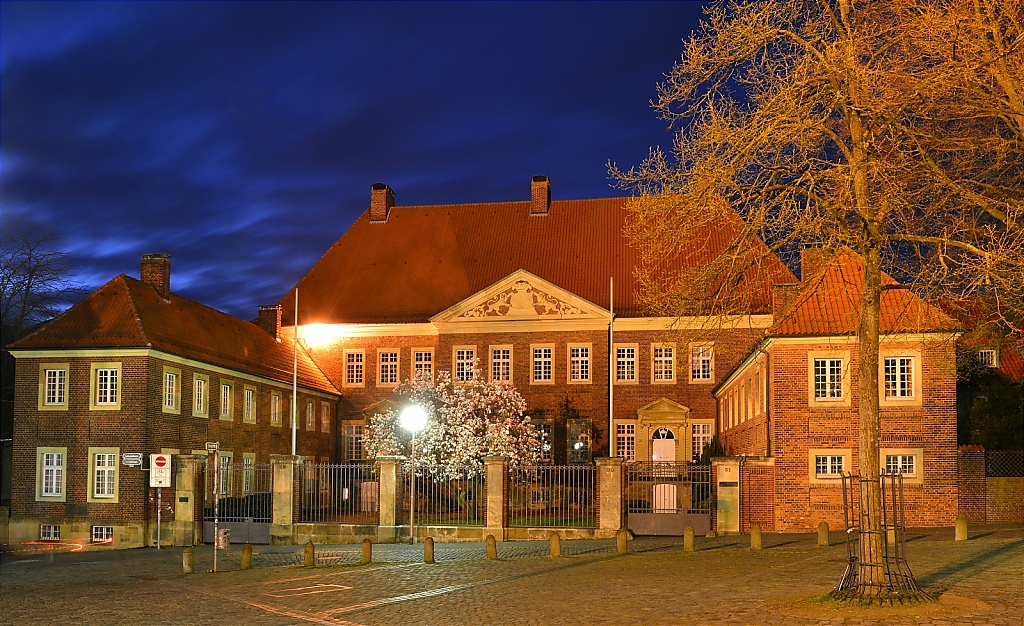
xmin=7 ymin=254 xmax=339 ymax=548
xmin=714 ymin=248 xmax=960 ymax=531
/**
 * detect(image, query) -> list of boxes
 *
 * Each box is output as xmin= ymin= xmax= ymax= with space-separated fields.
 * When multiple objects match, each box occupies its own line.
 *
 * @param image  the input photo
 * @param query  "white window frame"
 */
xmin=879 ymin=348 xmax=923 ymax=407
xmin=615 ymin=344 xmax=638 ymax=384
xmin=345 ymin=423 xmax=364 ymax=460
xmin=271 ymin=393 xmax=282 ymax=427
xmin=242 ymin=454 xmax=256 ymax=494
xmin=616 ymin=423 xmax=636 ymax=461
xmin=90 ymin=362 xmax=122 ymax=410
xmin=690 ymin=344 xmax=714 ymax=383
xmin=454 ymin=346 xmax=476 ymax=382
xmin=344 ymin=349 xmax=365 ymax=387
xmin=378 ymin=350 xmax=399 ymax=387
xmin=162 ymin=367 xmax=181 ymax=413
xmin=89 ymin=447 xmax=119 ymax=502
xmin=193 ymin=374 xmax=209 ymax=417
xmin=320 ymin=402 xmax=331 ymax=433
xmin=37 ymin=447 xmax=67 ymax=502
xmin=38 ymin=363 xmax=69 ymax=411
xmin=413 ymin=349 xmax=434 ymax=383
xmin=568 ymin=343 xmax=591 ymax=384
xmin=881 ymin=448 xmax=924 ymax=484
xmin=808 ymin=448 xmax=851 ymax=484
xmin=691 ymin=422 xmax=713 ymax=462
xmin=652 ymin=344 xmax=675 ymax=384
xmin=534 ymin=420 xmax=553 ymax=463
xmin=91 ymin=525 xmax=114 ymax=543
xmin=883 ymin=356 xmax=913 ymax=398
xmin=40 ymin=524 xmax=61 ymax=541
xmin=219 ymin=380 xmax=234 ymax=420
xmin=243 ymin=385 xmax=257 ymax=423
xmin=218 ymin=451 xmax=234 ymax=495
xmin=490 ymin=345 xmax=513 ymax=383
xmin=305 ymin=401 xmax=315 ymax=431
xmin=531 ymin=344 xmax=554 ymax=384
xmin=977 ymin=348 xmax=998 ymax=368
xmin=807 ymin=350 xmax=851 ymax=406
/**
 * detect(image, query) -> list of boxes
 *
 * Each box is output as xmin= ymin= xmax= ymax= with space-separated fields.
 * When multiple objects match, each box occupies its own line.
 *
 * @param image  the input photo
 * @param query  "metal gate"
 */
xmin=625 ymin=462 xmax=712 ymax=536
xmin=202 ymin=461 xmax=273 ymax=544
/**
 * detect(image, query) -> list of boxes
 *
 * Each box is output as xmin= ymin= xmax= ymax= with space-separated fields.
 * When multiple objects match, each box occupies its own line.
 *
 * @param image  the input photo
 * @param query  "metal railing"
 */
xmin=299 ymin=462 xmax=379 ymax=525
xmin=398 ymin=464 xmax=486 ymax=527
xmin=624 ymin=462 xmax=711 ymax=514
xmin=986 ymin=450 xmax=1024 ymax=477
xmin=508 ymin=465 xmax=596 ymax=528
xmin=203 ymin=462 xmax=273 ymax=523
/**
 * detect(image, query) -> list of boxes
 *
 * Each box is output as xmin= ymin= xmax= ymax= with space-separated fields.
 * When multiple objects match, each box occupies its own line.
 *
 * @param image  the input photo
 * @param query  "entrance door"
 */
xmin=651 ymin=427 xmax=676 ymax=462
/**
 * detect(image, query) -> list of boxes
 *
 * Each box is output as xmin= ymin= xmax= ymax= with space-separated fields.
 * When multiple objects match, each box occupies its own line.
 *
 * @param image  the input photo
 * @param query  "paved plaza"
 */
xmin=1 ymin=525 xmax=1021 ymax=625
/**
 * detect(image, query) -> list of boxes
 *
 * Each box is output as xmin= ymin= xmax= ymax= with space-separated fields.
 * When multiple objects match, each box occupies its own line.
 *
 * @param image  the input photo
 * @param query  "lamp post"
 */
xmin=400 ymin=405 xmax=427 ymax=544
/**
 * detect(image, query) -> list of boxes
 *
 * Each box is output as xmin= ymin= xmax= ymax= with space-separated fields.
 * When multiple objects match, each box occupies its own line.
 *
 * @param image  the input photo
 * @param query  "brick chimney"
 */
xmin=257 ymin=305 xmax=283 ymax=339
xmin=772 ymin=283 xmax=800 ymax=316
xmin=140 ymin=253 xmax=171 ymax=299
xmin=530 ymin=175 xmax=550 ymax=216
xmin=800 ymin=243 xmax=827 ymax=281
xmin=369 ymin=182 xmax=395 ymax=223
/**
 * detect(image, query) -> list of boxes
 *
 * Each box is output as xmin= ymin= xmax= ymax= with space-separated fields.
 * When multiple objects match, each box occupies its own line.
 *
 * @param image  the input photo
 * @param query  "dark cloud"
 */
xmin=1 ymin=1 xmax=707 ymax=319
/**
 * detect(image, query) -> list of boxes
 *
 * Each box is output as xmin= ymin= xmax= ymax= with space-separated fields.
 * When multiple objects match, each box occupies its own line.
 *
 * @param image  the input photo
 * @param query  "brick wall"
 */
xmin=957 ymin=446 xmax=986 ymax=523
xmin=739 ymin=458 xmax=775 ymax=532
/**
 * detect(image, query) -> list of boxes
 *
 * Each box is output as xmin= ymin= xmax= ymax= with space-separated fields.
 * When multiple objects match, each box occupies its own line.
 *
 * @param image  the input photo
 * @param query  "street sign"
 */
xmin=205 ymin=441 xmax=220 ymax=454
xmin=122 ymin=452 xmax=143 ymax=467
xmin=150 ymin=454 xmax=172 ymax=488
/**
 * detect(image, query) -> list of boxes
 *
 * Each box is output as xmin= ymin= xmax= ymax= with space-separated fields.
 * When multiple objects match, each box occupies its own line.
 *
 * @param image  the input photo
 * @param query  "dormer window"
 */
xmin=977 ymin=349 xmax=998 ymax=368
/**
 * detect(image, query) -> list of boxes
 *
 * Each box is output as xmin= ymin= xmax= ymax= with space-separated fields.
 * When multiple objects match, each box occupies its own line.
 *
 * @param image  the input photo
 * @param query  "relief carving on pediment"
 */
xmin=460 ymin=280 xmax=585 ymax=319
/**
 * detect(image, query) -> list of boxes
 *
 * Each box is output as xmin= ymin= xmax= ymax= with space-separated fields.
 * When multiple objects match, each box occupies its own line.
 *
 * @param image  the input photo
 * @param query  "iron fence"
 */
xmin=397 ymin=463 xmax=487 ymax=527
xmin=508 ymin=465 xmax=596 ymax=528
xmin=624 ymin=462 xmax=712 ymax=514
xmin=203 ymin=462 xmax=273 ymax=523
xmin=986 ymin=450 xmax=1024 ymax=477
xmin=299 ymin=462 xmax=379 ymax=524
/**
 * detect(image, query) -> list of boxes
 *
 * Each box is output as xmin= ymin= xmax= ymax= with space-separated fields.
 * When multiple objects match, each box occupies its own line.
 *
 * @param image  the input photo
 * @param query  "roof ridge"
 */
xmin=120 ymin=275 xmax=152 ymax=347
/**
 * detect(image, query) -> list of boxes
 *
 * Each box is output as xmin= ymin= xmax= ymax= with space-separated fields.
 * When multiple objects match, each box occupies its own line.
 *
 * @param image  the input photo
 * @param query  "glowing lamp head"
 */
xmin=400 ymin=405 xmax=428 ymax=433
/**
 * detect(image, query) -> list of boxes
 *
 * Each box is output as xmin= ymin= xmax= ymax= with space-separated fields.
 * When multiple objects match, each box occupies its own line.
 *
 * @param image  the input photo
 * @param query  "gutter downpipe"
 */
xmin=609 ymin=277 xmax=614 ymax=457
xmin=292 ymin=288 xmax=298 ymax=457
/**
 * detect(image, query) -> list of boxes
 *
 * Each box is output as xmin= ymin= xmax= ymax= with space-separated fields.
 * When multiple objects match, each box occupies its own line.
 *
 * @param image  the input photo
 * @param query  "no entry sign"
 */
xmin=150 ymin=454 xmax=172 ymax=487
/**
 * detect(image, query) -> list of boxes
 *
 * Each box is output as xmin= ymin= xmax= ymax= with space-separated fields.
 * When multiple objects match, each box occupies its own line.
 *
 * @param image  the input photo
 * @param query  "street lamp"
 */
xmin=400 ymin=405 xmax=428 ymax=543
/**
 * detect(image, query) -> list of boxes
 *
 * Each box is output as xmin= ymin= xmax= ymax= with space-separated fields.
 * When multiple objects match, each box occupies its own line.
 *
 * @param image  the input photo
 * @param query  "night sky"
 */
xmin=1 ymin=1 xmax=708 ymax=319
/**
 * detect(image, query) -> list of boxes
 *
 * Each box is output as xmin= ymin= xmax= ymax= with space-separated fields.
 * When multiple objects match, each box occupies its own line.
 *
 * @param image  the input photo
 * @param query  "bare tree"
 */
xmin=612 ymin=0 xmax=1022 ymax=600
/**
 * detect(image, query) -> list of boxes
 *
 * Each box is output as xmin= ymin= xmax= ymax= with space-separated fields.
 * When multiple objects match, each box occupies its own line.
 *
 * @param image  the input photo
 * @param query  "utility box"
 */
xmin=216 ymin=528 xmax=230 ymax=549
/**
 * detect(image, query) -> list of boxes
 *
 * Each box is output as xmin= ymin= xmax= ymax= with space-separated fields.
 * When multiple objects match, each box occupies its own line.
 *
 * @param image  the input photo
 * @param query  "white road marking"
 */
xmin=264 ymin=583 xmax=353 ymax=597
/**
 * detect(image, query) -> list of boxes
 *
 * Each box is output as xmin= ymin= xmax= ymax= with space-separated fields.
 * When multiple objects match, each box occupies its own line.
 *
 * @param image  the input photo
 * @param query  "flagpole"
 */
xmin=292 ymin=287 xmax=298 ymax=457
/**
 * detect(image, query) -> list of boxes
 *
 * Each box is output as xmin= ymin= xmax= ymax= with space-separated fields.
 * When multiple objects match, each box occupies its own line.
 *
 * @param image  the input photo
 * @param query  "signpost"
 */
xmin=150 ymin=454 xmax=172 ymax=549
xmin=122 ymin=452 xmax=143 ymax=467
xmin=206 ymin=442 xmax=220 ymax=572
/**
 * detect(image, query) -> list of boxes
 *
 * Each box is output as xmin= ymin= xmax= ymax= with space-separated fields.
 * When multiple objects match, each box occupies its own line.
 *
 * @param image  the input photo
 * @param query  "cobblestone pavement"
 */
xmin=1 ymin=525 xmax=1021 ymax=625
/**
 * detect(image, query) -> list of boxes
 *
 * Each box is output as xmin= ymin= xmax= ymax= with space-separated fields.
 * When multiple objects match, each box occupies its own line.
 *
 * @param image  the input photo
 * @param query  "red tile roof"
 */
xmin=10 ymin=275 xmax=338 ymax=395
xmin=283 ymin=197 xmax=796 ymax=324
xmin=772 ymin=248 xmax=958 ymax=336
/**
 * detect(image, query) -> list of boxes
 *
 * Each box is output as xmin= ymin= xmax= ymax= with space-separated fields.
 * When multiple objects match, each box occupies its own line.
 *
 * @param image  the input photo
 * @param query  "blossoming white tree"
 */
xmin=364 ymin=367 xmax=542 ymax=480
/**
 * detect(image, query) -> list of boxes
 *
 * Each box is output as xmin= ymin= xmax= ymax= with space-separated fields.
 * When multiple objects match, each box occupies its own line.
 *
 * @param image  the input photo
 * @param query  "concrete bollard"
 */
xmin=361 ymin=538 xmax=372 ymax=564
xmin=182 ymin=547 xmax=194 ymax=574
xmin=955 ymin=515 xmax=968 ymax=541
xmin=616 ymin=528 xmax=629 ymax=555
xmin=485 ymin=534 xmax=498 ymax=560
xmin=750 ymin=524 xmax=762 ymax=550
xmin=424 ymin=537 xmax=435 ymax=564
xmin=549 ymin=532 xmax=561 ymax=558
xmin=817 ymin=521 xmax=830 ymax=547
xmin=304 ymin=540 xmax=316 ymax=567
xmin=241 ymin=543 xmax=252 ymax=570
xmin=683 ymin=526 xmax=695 ymax=553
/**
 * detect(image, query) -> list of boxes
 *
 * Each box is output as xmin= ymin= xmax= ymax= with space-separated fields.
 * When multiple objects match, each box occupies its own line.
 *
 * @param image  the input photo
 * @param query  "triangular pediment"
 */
xmin=637 ymin=397 xmax=691 ymax=416
xmin=431 ymin=270 xmax=609 ymax=324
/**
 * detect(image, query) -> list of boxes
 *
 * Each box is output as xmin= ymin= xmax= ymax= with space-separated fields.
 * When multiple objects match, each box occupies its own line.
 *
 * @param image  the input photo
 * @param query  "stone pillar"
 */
xmin=485 ymin=456 xmax=508 ymax=541
xmin=172 ymin=455 xmax=199 ymax=546
xmin=596 ymin=457 xmax=624 ymax=536
xmin=270 ymin=455 xmax=301 ymax=545
xmin=713 ymin=457 xmax=740 ymax=535
xmin=376 ymin=456 xmax=402 ymax=542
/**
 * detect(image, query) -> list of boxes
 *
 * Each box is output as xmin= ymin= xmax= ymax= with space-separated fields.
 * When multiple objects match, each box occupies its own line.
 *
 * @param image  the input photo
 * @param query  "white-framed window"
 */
xmin=163 ymin=367 xmax=180 ymax=412
xmin=38 ymin=448 xmax=66 ymax=501
xmin=815 ymin=454 xmax=845 ymax=478
xmin=90 ymin=362 xmax=122 ymax=410
xmin=320 ymin=403 xmax=330 ymax=433
xmin=345 ymin=350 xmax=365 ymax=387
xmin=91 ymin=526 xmax=114 ymax=543
xmin=532 ymin=345 xmax=553 ymax=384
xmin=615 ymin=345 xmax=638 ymax=383
xmin=884 ymin=356 xmax=914 ymax=399
xmin=92 ymin=452 xmax=117 ymax=499
xmin=885 ymin=454 xmax=916 ymax=476
xmin=193 ymin=374 xmax=209 ymax=417
xmin=455 ymin=347 xmax=476 ymax=382
xmin=568 ymin=344 xmax=591 ymax=383
xmin=271 ymin=393 xmax=282 ymax=427
xmin=652 ymin=345 xmax=675 ymax=383
xmin=813 ymin=358 xmax=844 ymax=400
xmin=881 ymin=448 xmax=923 ymax=483
xmin=977 ymin=349 xmax=998 ymax=368
xmin=413 ymin=349 xmax=433 ymax=382
xmin=378 ymin=350 xmax=399 ymax=386
xmin=219 ymin=380 xmax=234 ymax=419
xmin=218 ymin=452 xmax=233 ymax=495
xmin=691 ymin=422 xmax=713 ymax=462
xmin=306 ymin=401 xmax=315 ymax=430
xmin=690 ymin=344 xmax=714 ymax=382
xmin=491 ymin=346 xmax=512 ymax=382
xmin=616 ymin=423 xmax=636 ymax=461
xmin=242 ymin=454 xmax=255 ymax=493
xmin=38 ymin=363 xmax=69 ymax=410
xmin=243 ymin=386 xmax=256 ymax=422
xmin=345 ymin=424 xmax=364 ymax=460
xmin=534 ymin=420 xmax=553 ymax=463
xmin=40 ymin=524 xmax=61 ymax=541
